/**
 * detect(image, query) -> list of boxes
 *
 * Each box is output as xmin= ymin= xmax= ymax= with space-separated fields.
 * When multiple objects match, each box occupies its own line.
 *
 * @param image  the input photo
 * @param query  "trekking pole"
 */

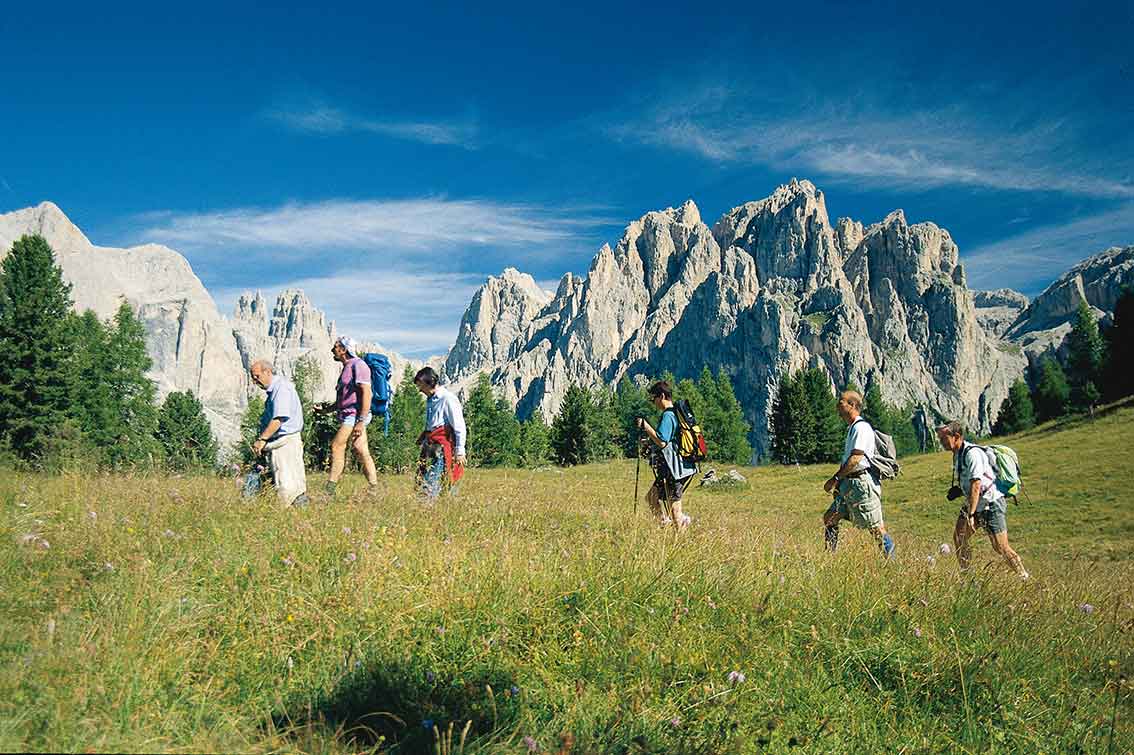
xmin=633 ymin=427 xmax=643 ymax=514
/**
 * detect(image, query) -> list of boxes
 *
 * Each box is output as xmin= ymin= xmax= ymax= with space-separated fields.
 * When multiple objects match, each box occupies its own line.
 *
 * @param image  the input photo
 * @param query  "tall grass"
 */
xmin=1 ymin=407 xmax=1131 ymax=753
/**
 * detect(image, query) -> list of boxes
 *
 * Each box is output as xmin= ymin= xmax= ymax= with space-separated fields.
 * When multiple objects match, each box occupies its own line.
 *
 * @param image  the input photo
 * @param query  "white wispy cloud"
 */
xmin=269 ymin=105 xmax=478 ymax=148
xmin=215 ymin=270 xmax=486 ymax=356
xmin=608 ymin=90 xmax=1134 ymax=199
xmin=136 ymin=197 xmax=590 ymax=253
xmin=963 ymin=203 xmax=1134 ymax=293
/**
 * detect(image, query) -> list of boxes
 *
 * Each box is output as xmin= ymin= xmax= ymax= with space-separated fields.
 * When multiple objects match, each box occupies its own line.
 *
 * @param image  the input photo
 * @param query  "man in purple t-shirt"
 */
xmin=320 ymin=336 xmax=378 ymax=496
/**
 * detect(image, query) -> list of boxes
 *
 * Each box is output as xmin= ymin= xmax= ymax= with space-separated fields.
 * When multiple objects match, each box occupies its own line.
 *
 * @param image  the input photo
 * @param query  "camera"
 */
xmin=946 ymin=485 xmax=965 ymax=501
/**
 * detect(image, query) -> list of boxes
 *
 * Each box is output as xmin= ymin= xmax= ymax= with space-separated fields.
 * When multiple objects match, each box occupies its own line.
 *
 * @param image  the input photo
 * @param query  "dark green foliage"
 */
xmin=1103 ymin=286 xmax=1134 ymax=401
xmin=517 ymin=416 xmax=551 ymax=467
xmin=696 ymin=367 xmax=752 ymax=464
xmin=293 ymin=354 xmax=337 ymax=471
xmin=1066 ymin=300 xmax=1105 ymax=411
xmin=612 ymin=377 xmax=654 ymax=457
xmin=0 ymin=235 xmax=75 ymax=463
xmin=463 ymin=374 xmax=521 ymax=467
xmin=992 ymin=379 xmax=1036 ymax=435
xmin=550 ymin=384 xmax=616 ymax=466
xmin=99 ymin=303 xmax=163 ymax=468
xmin=235 ymin=395 xmax=266 ymax=467
xmin=372 ymin=366 xmax=425 ymax=473
xmin=769 ymin=368 xmax=842 ymax=464
xmin=862 ymin=382 xmax=919 ymax=456
xmin=157 ymin=390 xmax=218 ymax=471
xmin=1033 ymin=358 xmax=1070 ymax=422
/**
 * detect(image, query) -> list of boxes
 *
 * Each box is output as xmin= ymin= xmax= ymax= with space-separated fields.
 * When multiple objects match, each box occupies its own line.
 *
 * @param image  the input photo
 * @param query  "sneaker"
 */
xmin=291 ymin=493 xmax=310 ymax=508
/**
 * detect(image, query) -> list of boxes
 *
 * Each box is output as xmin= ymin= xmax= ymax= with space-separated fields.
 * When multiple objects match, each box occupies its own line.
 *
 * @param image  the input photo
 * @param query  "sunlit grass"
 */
xmin=1 ymin=405 xmax=1132 ymax=753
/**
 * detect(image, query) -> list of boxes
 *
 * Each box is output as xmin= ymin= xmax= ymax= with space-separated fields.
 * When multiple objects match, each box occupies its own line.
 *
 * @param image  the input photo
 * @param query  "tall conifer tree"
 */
xmin=0 ymin=235 xmax=75 ymax=462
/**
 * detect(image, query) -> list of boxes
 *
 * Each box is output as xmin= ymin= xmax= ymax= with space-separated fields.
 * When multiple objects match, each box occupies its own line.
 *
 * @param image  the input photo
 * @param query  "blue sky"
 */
xmin=2 ymin=0 xmax=1132 ymax=357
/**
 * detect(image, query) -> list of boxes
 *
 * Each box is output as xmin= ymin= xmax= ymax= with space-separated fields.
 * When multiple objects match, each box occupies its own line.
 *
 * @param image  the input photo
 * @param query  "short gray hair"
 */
xmin=936 ymin=420 xmax=964 ymax=438
xmin=250 ymin=359 xmax=273 ymax=374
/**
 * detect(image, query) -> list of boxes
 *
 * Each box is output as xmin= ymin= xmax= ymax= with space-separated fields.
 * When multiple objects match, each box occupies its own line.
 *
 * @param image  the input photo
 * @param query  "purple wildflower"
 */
xmin=511 ymin=684 xmax=520 ymax=696
xmin=426 ymin=671 xmax=436 ymax=683
xmin=728 ymin=670 xmax=746 ymax=684
xmin=913 ymin=627 xmax=922 ymax=638
xmin=1079 ymin=603 xmax=1095 ymax=614
xmin=523 ymin=735 xmax=538 ymax=751
xmin=669 ymin=717 xmax=681 ymax=727
xmin=939 ymin=543 xmax=952 ymax=555
xmin=344 ymin=552 xmax=357 ymax=563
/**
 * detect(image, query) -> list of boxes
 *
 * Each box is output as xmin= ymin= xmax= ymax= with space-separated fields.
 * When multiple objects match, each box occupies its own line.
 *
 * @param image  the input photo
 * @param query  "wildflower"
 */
xmin=728 ymin=670 xmax=746 ymax=685
xmin=18 ymin=533 xmax=38 ymax=545
xmin=511 ymin=684 xmax=520 ymax=696
xmin=523 ymin=735 xmax=538 ymax=751
xmin=926 ymin=555 xmax=936 ymax=566
xmin=180 ymin=597 xmax=189 ymax=606
xmin=104 ymin=562 xmax=114 ymax=572
xmin=436 ymin=625 xmax=446 ymax=636
xmin=344 ymin=552 xmax=357 ymax=563
xmin=669 ymin=717 xmax=681 ymax=727
xmin=281 ymin=555 xmax=295 ymax=567
xmin=779 ymin=576 xmax=786 ymax=585
xmin=426 ymin=671 xmax=436 ymax=683
xmin=286 ymin=613 xmax=294 ymax=622
xmin=1079 ymin=603 xmax=1095 ymax=614
xmin=913 ymin=627 xmax=923 ymax=638
xmin=939 ymin=543 xmax=952 ymax=555
xmin=88 ymin=511 xmax=97 ymax=521
xmin=163 ymin=529 xmax=177 ymax=539
xmin=354 ymin=659 xmax=362 ymax=670
xmin=342 ymin=527 xmax=351 ymax=535
xmin=287 ymin=656 xmax=294 ymax=670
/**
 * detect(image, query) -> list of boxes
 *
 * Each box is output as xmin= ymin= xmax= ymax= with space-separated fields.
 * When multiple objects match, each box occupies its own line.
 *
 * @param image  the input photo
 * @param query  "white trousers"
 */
xmin=264 ymin=433 xmax=307 ymax=505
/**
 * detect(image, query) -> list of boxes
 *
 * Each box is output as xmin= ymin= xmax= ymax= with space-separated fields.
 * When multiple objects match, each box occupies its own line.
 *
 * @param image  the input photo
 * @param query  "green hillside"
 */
xmin=1 ymin=404 xmax=1132 ymax=753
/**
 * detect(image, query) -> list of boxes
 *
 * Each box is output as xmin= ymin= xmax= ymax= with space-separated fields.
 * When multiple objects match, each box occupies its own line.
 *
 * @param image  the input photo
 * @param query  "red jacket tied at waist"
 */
xmin=426 ymin=425 xmax=464 ymax=483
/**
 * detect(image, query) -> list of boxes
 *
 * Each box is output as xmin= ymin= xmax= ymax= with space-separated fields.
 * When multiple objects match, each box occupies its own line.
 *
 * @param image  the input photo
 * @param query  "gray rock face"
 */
xmin=973 ymin=289 xmax=1029 ymax=339
xmin=0 ymin=202 xmax=248 ymax=447
xmin=1004 ymin=246 xmax=1134 ymax=366
xmin=445 ymin=181 xmax=1028 ymax=457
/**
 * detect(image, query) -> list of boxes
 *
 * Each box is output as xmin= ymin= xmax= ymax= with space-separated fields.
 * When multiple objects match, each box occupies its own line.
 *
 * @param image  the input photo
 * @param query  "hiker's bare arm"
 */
xmin=351 ymin=384 xmax=372 ymax=439
xmin=252 ymin=418 xmax=282 ymax=455
xmin=825 ymin=451 xmax=864 ymax=493
xmin=636 ymin=418 xmax=665 ymax=448
xmin=964 ymin=478 xmax=981 ymax=533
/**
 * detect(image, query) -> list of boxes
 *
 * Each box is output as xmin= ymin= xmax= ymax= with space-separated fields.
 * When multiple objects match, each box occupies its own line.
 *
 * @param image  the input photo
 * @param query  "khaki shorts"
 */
xmin=826 ymin=475 xmax=884 ymax=530
xmin=650 ymin=473 xmax=690 ymax=503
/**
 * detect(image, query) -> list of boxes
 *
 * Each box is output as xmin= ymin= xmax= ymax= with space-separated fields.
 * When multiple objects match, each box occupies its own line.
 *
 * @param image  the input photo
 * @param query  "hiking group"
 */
xmin=247 ymin=337 xmax=466 ymax=507
xmin=246 ymin=348 xmax=1027 ymax=577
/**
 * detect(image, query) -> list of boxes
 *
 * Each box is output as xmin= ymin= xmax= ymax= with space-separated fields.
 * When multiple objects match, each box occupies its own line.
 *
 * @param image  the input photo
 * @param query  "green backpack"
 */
xmin=979 ymin=444 xmax=1023 ymax=500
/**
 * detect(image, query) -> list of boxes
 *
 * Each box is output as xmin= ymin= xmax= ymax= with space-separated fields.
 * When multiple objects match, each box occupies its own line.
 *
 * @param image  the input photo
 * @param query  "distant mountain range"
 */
xmin=1 ymin=184 xmax=1130 ymax=456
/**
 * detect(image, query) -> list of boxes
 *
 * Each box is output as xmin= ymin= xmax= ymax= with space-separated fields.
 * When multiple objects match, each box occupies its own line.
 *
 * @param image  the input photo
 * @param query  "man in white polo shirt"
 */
xmin=822 ymin=390 xmax=895 ymax=558
xmin=249 ymin=360 xmax=309 ymax=507
xmin=936 ymin=421 xmax=1029 ymax=579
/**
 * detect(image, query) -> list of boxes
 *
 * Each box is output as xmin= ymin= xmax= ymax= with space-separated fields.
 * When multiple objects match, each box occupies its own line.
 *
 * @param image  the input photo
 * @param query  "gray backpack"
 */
xmin=854 ymin=419 xmax=901 ymax=480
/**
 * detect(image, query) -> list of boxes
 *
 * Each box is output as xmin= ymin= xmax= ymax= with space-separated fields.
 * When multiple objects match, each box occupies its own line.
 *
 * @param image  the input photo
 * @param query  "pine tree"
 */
xmin=612 ymin=377 xmax=654 ymax=457
xmin=801 ymin=369 xmax=843 ymax=462
xmin=586 ymin=387 xmax=618 ymax=462
xmin=372 ymin=366 xmax=425 ymax=473
xmin=462 ymin=374 xmax=521 ymax=467
xmin=992 ymin=378 xmax=1036 ymax=435
xmin=0 ymin=235 xmax=76 ymax=463
xmin=98 ymin=302 xmax=162 ymax=468
xmin=550 ymin=384 xmax=593 ymax=465
xmin=698 ymin=368 xmax=751 ymax=464
xmin=1034 ymin=358 xmax=1071 ymax=421
xmin=769 ymin=371 xmax=809 ymax=464
xmin=1103 ymin=286 xmax=1134 ymax=401
xmin=1066 ymin=300 xmax=1105 ymax=411
xmin=158 ymin=390 xmax=218 ymax=471
xmin=517 ymin=416 xmax=551 ymax=467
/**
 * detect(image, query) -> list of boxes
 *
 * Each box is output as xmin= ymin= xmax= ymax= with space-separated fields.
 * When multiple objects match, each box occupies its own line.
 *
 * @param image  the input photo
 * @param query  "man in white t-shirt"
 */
xmin=822 ymin=390 xmax=895 ymax=558
xmin=936 ymin=421 xmax=1029 ymax=579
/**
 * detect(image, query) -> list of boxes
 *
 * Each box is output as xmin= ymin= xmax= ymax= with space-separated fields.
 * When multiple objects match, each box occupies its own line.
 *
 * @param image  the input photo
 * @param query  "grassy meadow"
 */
xmin=2 ymin=404 xmax=1133 ymax=754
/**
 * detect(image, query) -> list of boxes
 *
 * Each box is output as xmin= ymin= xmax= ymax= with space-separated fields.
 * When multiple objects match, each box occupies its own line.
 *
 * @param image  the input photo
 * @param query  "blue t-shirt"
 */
xmin=658 ymin=410 xmax=679 ymax=444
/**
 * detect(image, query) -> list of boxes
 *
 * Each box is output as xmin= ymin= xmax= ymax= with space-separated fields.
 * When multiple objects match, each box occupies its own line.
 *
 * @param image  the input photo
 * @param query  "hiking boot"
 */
xmin=291 ymin=493 xmax=310 ymax=509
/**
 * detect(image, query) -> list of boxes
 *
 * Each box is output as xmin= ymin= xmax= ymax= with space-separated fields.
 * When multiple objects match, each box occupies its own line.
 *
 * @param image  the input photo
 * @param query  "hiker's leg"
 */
xmin=351 ymin=424 xmax=378 ymax=485
xmin=823 ymin=500 xmax=842 ymax=551
xmin=988 ymin=527 xmax=1027 ymax=577
xmin=329 ymin=422 xmax=351 ymax=483
xmin=954 ymin=514 xmax=973 ymax=571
